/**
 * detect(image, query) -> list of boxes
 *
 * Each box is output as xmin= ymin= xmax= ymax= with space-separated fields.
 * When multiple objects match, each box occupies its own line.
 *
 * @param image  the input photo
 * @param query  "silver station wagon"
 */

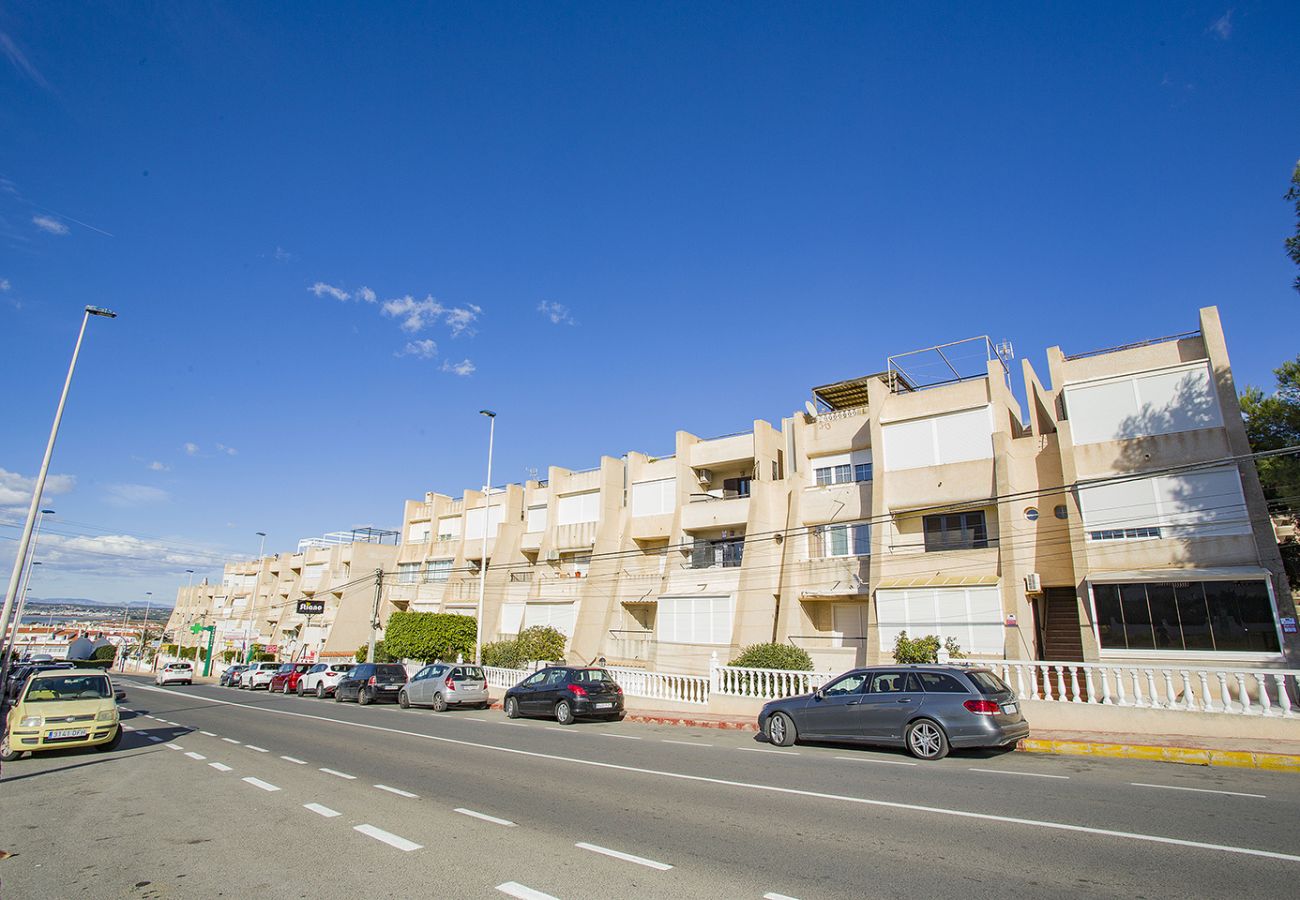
xmin=399 ymin=663 xmax=490 ymax=711
xmin=758 ymin=665 xmax=1029 ymax=760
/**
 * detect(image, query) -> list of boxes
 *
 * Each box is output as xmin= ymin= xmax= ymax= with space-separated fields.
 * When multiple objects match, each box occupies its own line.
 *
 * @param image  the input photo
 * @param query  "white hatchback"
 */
xmin=239 ymin=662 xmax=281 ymax=690
xmin=297 ymin=662 xmax=356 ymax=698
xmin=155 ymin=662 xmax=194 ymax=686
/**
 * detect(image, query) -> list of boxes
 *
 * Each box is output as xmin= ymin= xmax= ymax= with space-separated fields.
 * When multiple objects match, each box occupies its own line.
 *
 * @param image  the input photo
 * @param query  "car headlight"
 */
xmin=96 ymin=709 xmax=117 ymax=722
xmin=19 ymin=716 xmax=41 ymax=728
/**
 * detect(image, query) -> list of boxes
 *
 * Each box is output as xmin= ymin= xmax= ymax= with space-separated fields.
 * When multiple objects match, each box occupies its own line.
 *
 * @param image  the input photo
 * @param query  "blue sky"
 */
xmin=2 ymin=3 xmax=1297 ymax=606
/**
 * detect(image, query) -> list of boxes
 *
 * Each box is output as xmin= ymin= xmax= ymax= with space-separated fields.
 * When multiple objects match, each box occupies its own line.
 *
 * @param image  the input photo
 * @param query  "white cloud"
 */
xmin=215 ymin=443 xmax=238 ymax=456
xmin=396 ymin=339 xmax=438 ymax=359
xmin=382 ymin=294 xmax=444 ymax=332
xmin=537 ymin=301 xmax=576 ymax=326
xmin=147 ymin=461 xmax=169 ymax=472
xmin=1209 ymin=10 xmax=1233 ymax=39
xmin=17 ymin=531 xmax=227 ymax=578
xmin=274 ymin=246 xmax=294 ymax=262
xmin=308 ymin=281 xmax=351 ymax=301
xmin=0 ymin=278 xmax=9 ymax=291
xmin=183 ymin=442 xmax=199 ymax=456
xmin=445 ymin=304 xmax=482 ymax=337
xmin=103 ymin=483 xmax=170 ymax=508
xmin=32 ymin=214 xmax=69 ymax=235
xmin=0 ymin=31 xmax=52 ymax=91
xmin=356 ymin=286 xmax=377 ymax=303
xmin=441 ymin=358 xmax=476 ymax=377
xmin=0 ymin=468 xmax=76 ymax=508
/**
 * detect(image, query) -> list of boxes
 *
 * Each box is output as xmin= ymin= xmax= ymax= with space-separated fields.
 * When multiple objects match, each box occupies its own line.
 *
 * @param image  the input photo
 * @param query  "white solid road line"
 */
xmin=245 ymin=745 xmax=269 ymax=753
xmin=969 ymin=768 xmax=1070 ymax=780
xmin=454 ymin=808 xmax=517 ymax=827
xmin=221 ymin=737 xmax=240 ymax=744
xmin=833 ymin=756 xmax=917 ymax=767
xmin=576 ymin=842 xmax=673 ymax=871
xmin=464 ymin=717 xmax=489 ymax=723
xmin=764 ymin=892 xmax=800 ymax=900
xmin=743 ymin=748 xmax=798 ymax=755
xmin=1131 ymin=782 xmax=1267 ymax=799
xmin=320 ymin=767 xmax=357 ymax=780
xmin=243 ymin=777 xmax=281 ymax=792
xmin=545 ymin=727 xmax=581 ymax=734
xmin=304 ymin=803 xmax=341 ymax=818
xmin=599 ymin=733 xmax=641 ymax=740
xmin=165 ymin=743 xmax=183 ymax=750
xmin=354 ymin=824 xmax=422 ymax=852
xmin=184 ymin=752 xmax=207 ymax=761
xmin=131 ymin=683 xmax=1300 ymax=865
xmin=209 ymin=763 xmax=233 ymax=772
xmin=374 ymin=784 xmax=419 ymax=798
xmin=500 ymin=722 xmax=529 ymax=727
xmin=662 ymin=739 xmax=713 ymax=748
xmin=200 ymin=731 xmax=217 ymax=737
xmin=496 ymin=882 xmax=560 ymax=900
xmin=280 ymin=755 xmax=307 ymax=765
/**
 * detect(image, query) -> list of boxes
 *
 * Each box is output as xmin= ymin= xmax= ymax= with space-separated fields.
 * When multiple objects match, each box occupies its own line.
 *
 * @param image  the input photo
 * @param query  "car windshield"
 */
xmin=332 ymin=664 xmax=354 ymax=671
xmin=25 ymin=674 xmax=112 ymax=702
xmin=375 ymin=665 xmax=407 ymax=678
xmin=967 ymin=672 xmax=1011 ymax=694
xmin=570 ymin=669 xmax=616 ymax=684
xmin=459 ymin=667 xmax=484 ymax=679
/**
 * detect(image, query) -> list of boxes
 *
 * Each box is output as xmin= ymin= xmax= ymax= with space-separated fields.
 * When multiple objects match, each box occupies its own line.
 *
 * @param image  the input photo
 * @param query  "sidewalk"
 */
xmin=619 ymin=705 xmax=1300 ymax=771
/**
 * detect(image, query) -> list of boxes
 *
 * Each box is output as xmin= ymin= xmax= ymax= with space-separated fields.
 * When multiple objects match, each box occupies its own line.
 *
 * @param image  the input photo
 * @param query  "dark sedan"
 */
xmin=503 ymin=666 xmax=625 ymax=725
xmin=758 ymin=665 xmax=1029 ymax=760
xmin=334 ymin=663 xmax=408 ymax=705
xmin=219 ymin=665 xmax=248 ymax=687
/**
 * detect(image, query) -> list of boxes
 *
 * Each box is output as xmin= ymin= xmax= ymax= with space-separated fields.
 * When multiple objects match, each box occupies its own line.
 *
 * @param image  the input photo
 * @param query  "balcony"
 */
xmin=555 ymin=521 xmax=597 ymax=550
xmin=688 ymin=538 xmax=744 ymax=570
xmin=689 ymin=433 xmax=755 ymax=469
xmin=520 ymin=531 xmax=543 ymax=552
xmin=681 ymin=493 xmax=749 ymax=532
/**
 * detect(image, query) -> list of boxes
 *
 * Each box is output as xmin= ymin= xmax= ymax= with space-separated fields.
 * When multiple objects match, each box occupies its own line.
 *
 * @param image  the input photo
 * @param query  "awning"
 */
xmin=799 ymin=589 xmax=870 ymax=602
xmin=1086 ymin=567 xmax=1271 ymax=584
xmin=875 ymin=574 xmax=1000 ymax=589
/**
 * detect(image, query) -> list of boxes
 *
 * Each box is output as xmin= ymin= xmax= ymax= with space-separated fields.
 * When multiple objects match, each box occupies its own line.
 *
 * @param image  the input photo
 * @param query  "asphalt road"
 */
xmin=3 ymin=676 xmax=1299 ymax=899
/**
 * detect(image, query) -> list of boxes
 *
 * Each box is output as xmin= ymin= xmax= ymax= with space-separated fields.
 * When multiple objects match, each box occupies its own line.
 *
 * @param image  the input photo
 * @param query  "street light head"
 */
xmin=40 ymin=509 xmax=55 ymax=515
xmin=479 ymin=409 xmax=496 ymax=418
xmin=256 ymin=531 xmax=267 ymax=537
xmin=85 ymin=306 xmax=117 ymax=319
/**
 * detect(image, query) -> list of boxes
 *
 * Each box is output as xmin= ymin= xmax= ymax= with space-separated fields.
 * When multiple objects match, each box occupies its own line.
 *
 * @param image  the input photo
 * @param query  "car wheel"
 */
xmin=398 ymin=690 xmax=410 ymax=709
xmin=95 ymin=726 xmax=123 ymax=752
xmin=431 ymin=692 xmax=447 ymax=713
xmin=555 ymin=699 xmax=574 ymax=725
xmin=297 ymin=682 xmax=305 ymax=697
xmin=905 ymin=719 xmax=950 ymax=761
xmin=478 ymin=702 xmax=491 ymax=710
xmin=334 ymin=688 xmax=344 ymax=702
xmin=317 ymin=683 xmax=326 ymax=699
xmin=282 ymin=681 xmax=291 ymax=695
xmin=766 ymin=711 xmax=797 ymax=747
xmin=504 ymin=696 xmax=519 ymax=719
xmin=357 ymin=688 xmax=372 ymax=706
xmin=0 ymin=734 xmax=24 ymax=762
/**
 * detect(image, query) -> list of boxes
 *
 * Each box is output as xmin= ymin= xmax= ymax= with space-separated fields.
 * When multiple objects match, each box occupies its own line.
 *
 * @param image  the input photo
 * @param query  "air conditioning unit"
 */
xmin=544 ymin=549 xmax=560 ymax=562
xmin=1024 ymin=573 xmax=1043 ymax=594
xmin=695 ymin=467 xmax=713 ymax=485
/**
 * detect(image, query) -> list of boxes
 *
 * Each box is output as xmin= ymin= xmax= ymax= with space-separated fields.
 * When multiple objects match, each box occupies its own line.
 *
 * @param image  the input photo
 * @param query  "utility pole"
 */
xmin=366 ymin=568 xmax=382 ymax=663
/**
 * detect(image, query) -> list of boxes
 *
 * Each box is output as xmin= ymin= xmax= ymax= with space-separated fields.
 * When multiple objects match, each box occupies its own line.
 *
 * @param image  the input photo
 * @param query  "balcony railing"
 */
xmin=689 ymin=539 xmax=744 ymax=569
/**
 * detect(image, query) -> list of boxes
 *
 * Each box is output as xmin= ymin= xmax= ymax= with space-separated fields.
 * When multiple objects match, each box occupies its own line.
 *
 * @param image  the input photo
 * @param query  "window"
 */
xmin=881 ymin=407 xmax=993 ymax=471
xmin=526 ymin=504 xmax=548 ymax=532
xmin=397 ymin=563 xmax=421 ymax=584
xmin=1054 ymin=505 xmax=1069 ymax=520
xmin=966 ymin=672 xmax=1011 ymax=694
xmin=868 ymin=672 xmax=920 ymax=693
xmin=1093 ymin=580 xmax=1279 ymax=653
xmin=436 ymin=516 xmax=462 ymax=541
xmin=815 ymin=522 xmax=871 ymax=558
xmin=424 ymin=560 xmax=452 ymax=583
xmin=465 ymin=504 xmax=506 ymax=541
xmin=1077 ymin=466 xmax=1249 ymax=540
xmin=1063 ymin=362 xmax=1223 ymax=445
xmin=922 ymin=512 xmax=988 ymax=551
xmin=301 ymin=563 xmax=326 ymax=586
xmin=407 ymin=523 xmax=431 ymax=543
xmin=810 ymin=450 xmax=873 ymax=486
xmin=657 ymin=595 xmax=732 ymax=644
xmin=631 ymin=478 xmax=676 ymax=516
xmin=915 ymin=672 xmax=968 ymax=693
xmin=562 ymin=553 xmax=591 ymax=577
xmin=1024 ymin=507 xmax=1039 ymax=521
xmin=557 ymin=490 xmax=600 ymax=525
xmin=690 ymin=537 xmax=744 ymax=568
xmin=823 ymin=672 xmax=867 ymax=696
xmin=522 ymin=602 xmax=577 ymax=636
xmin=499 ymin=602 xmax=525 ymax=636
xmin=1088 ymin=527 xmax=1161 ymax=541
xmin=875 ymin=585 xmax=1004 ymax=655
xmin=723 ymin=476 xmax=751 ymax=498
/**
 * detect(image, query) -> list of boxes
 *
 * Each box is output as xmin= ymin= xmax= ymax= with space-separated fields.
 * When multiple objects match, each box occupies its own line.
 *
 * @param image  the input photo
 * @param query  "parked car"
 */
xmin=503 ymin=666 xmax=625 ymax=725
xmin=155 ymin=662 xmax=194 ymax=686
xmin=757 ymin=665 xmax=1030 ymax=760
xmin=4 ymin=662 xmax=75 ymax=705
xmin=219 ymin=664 xmax=248 ymax=687
xmin=239 ymin=662 xmax=282 ymax=690
xmin=399 ymin=663 xmax=490 ymax=711
xmin=334 ymin=663 xmax=408 ymax=705
xmin=268 ymin=662 xmax=314 ymax=694
xmin=297 ymin=662 xmax=356 ymax=698
xmin=1 ymin=667 xmax=122 ymax=761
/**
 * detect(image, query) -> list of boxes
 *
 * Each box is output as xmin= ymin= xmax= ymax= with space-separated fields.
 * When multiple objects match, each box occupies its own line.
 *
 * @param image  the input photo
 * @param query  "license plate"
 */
xmin=48 ymin=729 xmax=88 ymax=739
xmin=595 ymin=702 xmax=614 ymax=709
xmin=1001 ymin=703 xmax=1017 ymax=714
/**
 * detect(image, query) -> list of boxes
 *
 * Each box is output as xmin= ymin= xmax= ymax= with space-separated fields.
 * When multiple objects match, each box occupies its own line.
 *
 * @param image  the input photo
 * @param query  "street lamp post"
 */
xmin=2 ymin=563 xmax=40 ymax=663
xmin=1 ymin=509 xmax=53 ymax=669
xmin=243 ymin=533 xmax=266 ymax=663
xmin=0 ymin=306 xmax=115 ymax=701
xmin=137 ymin=591 xmax=153 ymax=672
xmin=475 ymin=410 xmax=496 ymax=666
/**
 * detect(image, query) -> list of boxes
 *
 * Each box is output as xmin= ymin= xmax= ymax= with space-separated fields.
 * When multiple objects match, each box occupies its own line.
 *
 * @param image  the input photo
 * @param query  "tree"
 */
xmin=1287 ymin=159 xmax=1300 ymax=294
xmin=380 ymin=612 xmax=477 ymax=663
xmin=1241 ymin=356 xmax=1300 ymax=588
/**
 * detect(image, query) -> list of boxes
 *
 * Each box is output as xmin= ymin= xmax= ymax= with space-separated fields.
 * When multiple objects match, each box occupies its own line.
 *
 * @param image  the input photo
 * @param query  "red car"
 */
xmin=268 ymin=662 xmax=314 ymax=694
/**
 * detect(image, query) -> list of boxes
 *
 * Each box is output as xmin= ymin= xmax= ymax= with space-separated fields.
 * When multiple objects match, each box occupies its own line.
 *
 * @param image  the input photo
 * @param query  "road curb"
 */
xmin=1018 ymin=738 xmax=1300 ymax=771
xmin=624 ymin=713 xmax=759 ymax=731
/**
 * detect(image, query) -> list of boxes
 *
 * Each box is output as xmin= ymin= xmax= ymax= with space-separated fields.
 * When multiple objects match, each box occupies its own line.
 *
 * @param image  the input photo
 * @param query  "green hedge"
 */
xmin=381 ymin=611 xmax=477 ymax=663
xmin=481 ymin=626 xmax=565 ymax=669
xmin=891 ymin=631 xmax=965 ymax=664
xmin=728 ymin=643 xmax=813 ymax=671
xmin=92 ymin=645 xmax=117 ymax=661
xmin=354 ymin=641 xmax=398 ymax=663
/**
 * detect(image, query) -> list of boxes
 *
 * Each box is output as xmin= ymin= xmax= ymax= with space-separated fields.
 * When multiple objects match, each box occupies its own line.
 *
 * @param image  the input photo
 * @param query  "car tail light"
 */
xmin=446 ymin=680 xmax=456 ymax=691
xmin=368 ymin=676 xmax=377 ymax=686
xmin=568 ymin=684 xmax=587 ymax=697
xmin=326 ymin=670 xmax=336 ymax=676
xmin=963 ymin=699 xmax=1000 ymax=715
xmin=614 ymin=685 xmax=623 ymax=694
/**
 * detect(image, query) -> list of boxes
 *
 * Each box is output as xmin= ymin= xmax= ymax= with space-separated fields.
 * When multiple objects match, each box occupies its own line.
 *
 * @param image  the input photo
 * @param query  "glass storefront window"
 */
xmin=1093 ymin=580 xmax=1279 ymax=653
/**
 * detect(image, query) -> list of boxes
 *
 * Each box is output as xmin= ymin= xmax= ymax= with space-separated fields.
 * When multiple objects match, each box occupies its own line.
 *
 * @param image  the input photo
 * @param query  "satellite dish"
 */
xmin=804 ymin=400 xmax=817 ymax=417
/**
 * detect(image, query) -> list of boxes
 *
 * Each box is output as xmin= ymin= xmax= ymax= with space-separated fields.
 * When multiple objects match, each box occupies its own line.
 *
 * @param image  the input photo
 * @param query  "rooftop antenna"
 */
xmin=994 ymin=340 xmax=1014 ymax=362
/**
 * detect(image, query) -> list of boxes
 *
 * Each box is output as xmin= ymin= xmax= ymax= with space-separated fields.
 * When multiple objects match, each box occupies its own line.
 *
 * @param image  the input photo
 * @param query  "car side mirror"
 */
xmin=813 ymin=688 xmax=824 ymax=701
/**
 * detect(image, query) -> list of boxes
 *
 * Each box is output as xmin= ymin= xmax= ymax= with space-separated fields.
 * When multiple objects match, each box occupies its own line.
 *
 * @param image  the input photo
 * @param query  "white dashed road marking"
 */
xmin=544 ymin=727 xmax=581 ymax=734
xmin=242 ymin=777 xmax=280 ymax=792
xmin=662 ymin=739 xmax=712 ymax=747
xmin=200 ymin=731 xmax=217 ymax=737
xmin=743 ymin=748 xmax=798 ymax=755
xmin=454 ymin=808 xmax=517 ymax=827
xmin=764 ymin=893 xmax=800 ymax=900
xmin=969 ymin=768 xmax=1069 ymax=780
xmin=304 ymin=803 xmax=341 ymax=818
xmin=280 ymin=755 xmax=307 ymax=764
xmin=1131 ymin=782 xmax=1266 ymax=799
xmin=122 ymin=724 xmax=135 ymax=731
xmin=599 ymin=734 xmax=640 ymax=740
xmin=496 ymin=882 xmax=560 ymax=900
xmin=147 ymin=736 xmax=163 ymax=743
xmin=575 ymin=842 xmax=672 ymax=871
xmin=245 ymin=745 xmax=269 ymax=753
xmin=209 ymin=763 xmax=233 ymax=772
xmin=374 ymin=784 xmax=418 ymax=798
xmin=320 ymin=768 xmax=357 ymax=780
xmin=184 ymin=752 xmax=206 ymax=760
xmin=354 ymin=824 xmax=422 ymax=851
xmin=164 ymin=743 xmax=182 ymax=750
xmin=222 ymin=738 xmax=240 ymax=744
